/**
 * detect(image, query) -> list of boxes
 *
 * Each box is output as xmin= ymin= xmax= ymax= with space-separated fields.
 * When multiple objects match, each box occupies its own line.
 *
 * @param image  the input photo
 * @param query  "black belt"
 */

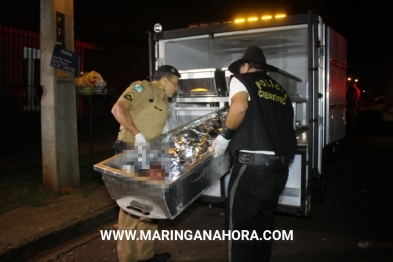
xmin=236 ymin=152 xmax=292 ymax=167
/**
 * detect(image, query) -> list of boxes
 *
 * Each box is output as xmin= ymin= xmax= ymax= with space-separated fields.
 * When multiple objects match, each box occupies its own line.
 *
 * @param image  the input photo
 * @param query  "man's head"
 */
xmin=238 ymin=62 xmax=267 ymax=74
xmin=153 ymin=65 xmax=181 ymax=98
xmin=228 ymin=46 xmax=278 ymax=74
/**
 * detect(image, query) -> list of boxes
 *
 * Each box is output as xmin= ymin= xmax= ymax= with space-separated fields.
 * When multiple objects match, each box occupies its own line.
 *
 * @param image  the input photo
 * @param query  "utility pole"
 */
xmin=40 ymin=0 xmax=79 ymax=192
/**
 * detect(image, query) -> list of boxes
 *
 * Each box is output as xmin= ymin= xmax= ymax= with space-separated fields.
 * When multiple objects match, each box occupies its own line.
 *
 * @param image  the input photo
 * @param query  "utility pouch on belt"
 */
xmin=237 ymin=152 xmax=292 ymax=167
xmin=113 ymin=140 xmax=124 ymax=154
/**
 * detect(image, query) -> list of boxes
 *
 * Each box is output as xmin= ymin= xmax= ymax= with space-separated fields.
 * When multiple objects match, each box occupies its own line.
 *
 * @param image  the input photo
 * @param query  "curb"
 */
xmin=0 ymin=203 xmax=119 ymax=262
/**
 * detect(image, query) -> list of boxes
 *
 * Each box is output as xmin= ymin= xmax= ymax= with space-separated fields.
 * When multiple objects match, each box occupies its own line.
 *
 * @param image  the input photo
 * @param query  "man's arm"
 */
xmin=225 ymin=91 xmax=248 ymax=129
xmin=111 ymin=101 xmax=140 ymax=136
xmin=210 ymin=91 xmax=248 ymax=158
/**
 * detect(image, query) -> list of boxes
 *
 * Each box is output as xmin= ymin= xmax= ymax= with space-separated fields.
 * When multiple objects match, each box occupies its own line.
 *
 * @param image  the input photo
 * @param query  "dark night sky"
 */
xmin=1 ymin=0 xmax=392 ymax=93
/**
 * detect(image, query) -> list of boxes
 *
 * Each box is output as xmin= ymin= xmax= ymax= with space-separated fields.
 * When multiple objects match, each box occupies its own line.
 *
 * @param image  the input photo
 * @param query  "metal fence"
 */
xmin=0 ymin=23 xmax=41 ymax=113
xmin=0 ymin=19 xmax=150 ymax=156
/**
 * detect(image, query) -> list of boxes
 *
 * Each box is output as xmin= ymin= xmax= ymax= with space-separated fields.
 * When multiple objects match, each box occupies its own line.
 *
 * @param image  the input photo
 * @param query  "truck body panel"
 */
xmin=326 ymin=28 xmax=347 ymax=145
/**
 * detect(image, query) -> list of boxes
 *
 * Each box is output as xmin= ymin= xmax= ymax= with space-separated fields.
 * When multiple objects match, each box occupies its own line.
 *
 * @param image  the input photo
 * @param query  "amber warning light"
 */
xmin=235 ymin=13 xmax=286 ymax=24
xmin=188 ymin=13 xmax=286 ymax=28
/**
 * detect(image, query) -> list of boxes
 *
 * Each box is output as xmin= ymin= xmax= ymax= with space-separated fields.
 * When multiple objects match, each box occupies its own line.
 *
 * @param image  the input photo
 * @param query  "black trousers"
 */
xmin=227 ymin=162 xmax=289 ymax=262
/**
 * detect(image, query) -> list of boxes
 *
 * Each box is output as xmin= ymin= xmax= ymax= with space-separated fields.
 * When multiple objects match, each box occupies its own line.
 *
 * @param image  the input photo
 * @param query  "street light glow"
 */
xmin=347 ymin=77 xmax=359 ymax=82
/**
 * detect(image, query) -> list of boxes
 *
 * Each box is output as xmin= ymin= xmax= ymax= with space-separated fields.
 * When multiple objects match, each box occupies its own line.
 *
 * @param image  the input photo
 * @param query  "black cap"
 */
xmin=228 ymin=46 xmax=278 ymax=74
xmin=156 ymin=65 xmax=181 ymax=78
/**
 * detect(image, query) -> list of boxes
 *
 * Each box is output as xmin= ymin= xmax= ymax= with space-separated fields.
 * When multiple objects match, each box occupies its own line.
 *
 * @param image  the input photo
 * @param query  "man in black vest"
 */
xmin=212 ymin=46 xmax=297 ymax=262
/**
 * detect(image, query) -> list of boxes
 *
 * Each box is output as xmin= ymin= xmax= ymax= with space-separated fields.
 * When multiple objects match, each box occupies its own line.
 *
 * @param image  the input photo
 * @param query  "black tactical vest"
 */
xmin=227 ymin=71 xmax=297 ymax=159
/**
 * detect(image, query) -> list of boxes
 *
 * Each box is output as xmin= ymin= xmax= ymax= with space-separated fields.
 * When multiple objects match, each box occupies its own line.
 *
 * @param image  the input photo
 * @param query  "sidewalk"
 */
xmin=0 ymin=134 xmax=120 ymax=262
xmin=2 ymin=132 xmax=393 ymax=261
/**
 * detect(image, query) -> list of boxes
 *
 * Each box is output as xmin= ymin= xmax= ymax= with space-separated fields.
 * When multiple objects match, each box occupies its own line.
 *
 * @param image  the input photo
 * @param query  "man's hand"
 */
xmin=135 ymin=133 xmax=147 ymax=145
xmin=211 ymin=135 xmax=230 ymax=158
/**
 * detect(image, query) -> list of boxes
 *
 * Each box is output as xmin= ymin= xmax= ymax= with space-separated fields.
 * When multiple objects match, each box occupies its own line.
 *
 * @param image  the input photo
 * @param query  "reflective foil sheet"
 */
xmin=168 ymin=109 xmax=225 ymax=178
xmin=93 ymin=107 xmax=230 ymax=219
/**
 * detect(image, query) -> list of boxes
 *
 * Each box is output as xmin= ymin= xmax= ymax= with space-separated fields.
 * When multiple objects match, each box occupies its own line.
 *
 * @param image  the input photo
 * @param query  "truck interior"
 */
xmin=160 ymin=24 xmax=308 ymax=87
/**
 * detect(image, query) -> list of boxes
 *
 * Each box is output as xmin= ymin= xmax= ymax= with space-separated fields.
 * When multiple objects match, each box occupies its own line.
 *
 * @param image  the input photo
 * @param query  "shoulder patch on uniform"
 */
xmin=123 ymin=92 xmax=134 ymax=101
xmin=133 ymin=84 xmax=145 ymax=93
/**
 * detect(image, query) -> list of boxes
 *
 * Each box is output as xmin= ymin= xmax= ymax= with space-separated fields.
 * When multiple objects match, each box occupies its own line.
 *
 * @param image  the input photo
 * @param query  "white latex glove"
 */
xmin=135 ymin=133 xmax=147 ymax=146
xmin=211 ymin=135 xmax=230 ymax=158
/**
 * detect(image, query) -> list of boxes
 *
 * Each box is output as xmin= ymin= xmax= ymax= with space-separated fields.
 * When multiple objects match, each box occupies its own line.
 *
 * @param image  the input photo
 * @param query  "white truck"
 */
xmin=147 ymin=10 xmax=347 ymax=216
xmin=356 ymin=94 xmax=393 ymax=130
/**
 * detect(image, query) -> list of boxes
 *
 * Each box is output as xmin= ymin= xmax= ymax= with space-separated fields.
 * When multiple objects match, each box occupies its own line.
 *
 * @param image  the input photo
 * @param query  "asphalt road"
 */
xmin=26 ymin=128 xmax=393 ymax=262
